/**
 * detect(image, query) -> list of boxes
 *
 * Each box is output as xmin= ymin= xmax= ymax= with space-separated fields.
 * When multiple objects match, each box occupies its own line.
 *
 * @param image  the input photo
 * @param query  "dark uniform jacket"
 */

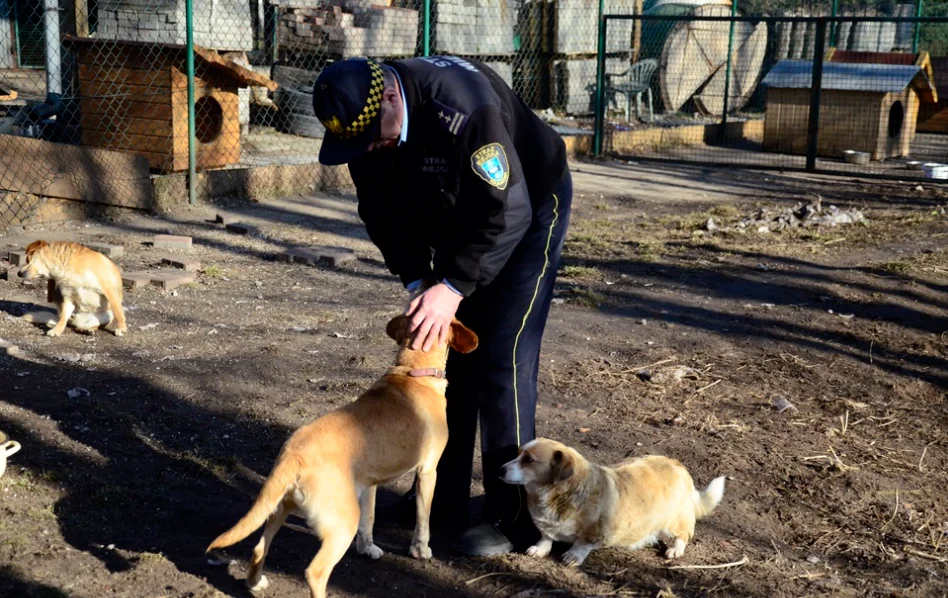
xmin=348 ymin=56 xmax=569 ymax=297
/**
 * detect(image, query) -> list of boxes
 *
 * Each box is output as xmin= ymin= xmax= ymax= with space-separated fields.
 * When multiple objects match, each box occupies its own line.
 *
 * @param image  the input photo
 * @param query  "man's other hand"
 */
xmin=405 ymin=283 xmax=463 ymax=352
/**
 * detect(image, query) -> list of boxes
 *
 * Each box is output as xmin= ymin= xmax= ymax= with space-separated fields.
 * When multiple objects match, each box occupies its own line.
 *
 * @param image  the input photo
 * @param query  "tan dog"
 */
xmin=206 ymin=314 xmax=478 ymax=598
xmin=19 ymin=241 xmax=127 ymax=337
xmin=500 ymin=438 xmax=725 ymax=566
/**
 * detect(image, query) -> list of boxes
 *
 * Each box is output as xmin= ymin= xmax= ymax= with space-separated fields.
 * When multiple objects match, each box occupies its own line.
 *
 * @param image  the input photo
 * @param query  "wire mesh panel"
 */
xmin=596 ymin=10 xmax=948 ymax=180
xmin=6 ymin=2 xmax=947 ymax=235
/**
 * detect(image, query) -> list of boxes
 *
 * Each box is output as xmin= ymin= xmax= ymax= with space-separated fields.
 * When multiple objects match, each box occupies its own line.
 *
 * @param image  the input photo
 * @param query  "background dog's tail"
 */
xmin=694 ymin=476 xmax=726 ymax=519
xmin=205 ymin=457 xmax=299 ymax=553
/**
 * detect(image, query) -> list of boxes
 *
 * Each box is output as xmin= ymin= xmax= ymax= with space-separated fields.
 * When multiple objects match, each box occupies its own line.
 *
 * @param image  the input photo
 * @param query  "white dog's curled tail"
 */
xmin=694 ymin=476 xmax=726 ymax=519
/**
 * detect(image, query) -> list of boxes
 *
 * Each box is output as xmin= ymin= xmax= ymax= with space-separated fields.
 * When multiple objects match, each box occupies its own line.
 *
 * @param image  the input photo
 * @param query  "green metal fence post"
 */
xmin=806 ymin=18 xmax=827 ymax=172
xmin=830 ymin=0 xmax=839 ymax=46
xmin=423 ymin=0 xmax=431 ymax=56
xmin=593 ymin=8 xmax=607 ymax=156
xmin=719 ymin=0 xmax=738 ymax=141
xmin=914 ymin=0 xmax=923 ymax=53
xmin=186 ymin=0 xmax=197 ymax=206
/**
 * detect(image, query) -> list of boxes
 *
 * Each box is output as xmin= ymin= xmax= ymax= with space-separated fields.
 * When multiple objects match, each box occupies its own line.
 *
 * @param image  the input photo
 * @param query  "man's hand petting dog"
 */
xmin=406 ymin=283 xmax=463 ymax=352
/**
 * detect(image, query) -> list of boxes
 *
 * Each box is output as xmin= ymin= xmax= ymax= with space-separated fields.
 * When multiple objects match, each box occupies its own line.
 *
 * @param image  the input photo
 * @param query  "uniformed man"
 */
xmin=312 ymin=55 xmax=572 ymax=556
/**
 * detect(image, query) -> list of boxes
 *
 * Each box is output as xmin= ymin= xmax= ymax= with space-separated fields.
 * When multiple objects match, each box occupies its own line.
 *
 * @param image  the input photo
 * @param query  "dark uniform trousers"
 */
xmin=433 ymin=170 xmax=573 ymax=529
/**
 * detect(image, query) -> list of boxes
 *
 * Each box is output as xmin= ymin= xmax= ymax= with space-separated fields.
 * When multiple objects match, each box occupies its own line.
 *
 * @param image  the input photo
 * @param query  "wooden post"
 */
xmin=75 ymin=0 xmax=90 ymax=37
xmin=632 ymin=0 xmax=643 ymax=62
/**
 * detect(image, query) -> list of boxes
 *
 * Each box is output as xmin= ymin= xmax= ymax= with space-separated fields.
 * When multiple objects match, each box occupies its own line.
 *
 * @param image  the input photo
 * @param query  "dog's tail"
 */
xmin=205 ymin=457 xmax=299 ymax=553
xmin=694 ymin=476 xmax=726 ymax=519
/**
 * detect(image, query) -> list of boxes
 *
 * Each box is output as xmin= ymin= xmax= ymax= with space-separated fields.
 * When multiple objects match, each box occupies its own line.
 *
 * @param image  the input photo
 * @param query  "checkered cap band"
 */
xmin=337 ymin=61 xmax=384 ymax=139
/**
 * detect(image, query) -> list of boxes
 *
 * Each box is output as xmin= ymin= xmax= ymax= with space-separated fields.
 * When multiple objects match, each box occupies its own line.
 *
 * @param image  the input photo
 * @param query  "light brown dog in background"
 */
xmin=206 ymin=314 xmax=478 ymax=598
xmin=501 ymin=438 xmax=725 ymax=566
xmin=18 ymin=240 xmax=127 ymax=337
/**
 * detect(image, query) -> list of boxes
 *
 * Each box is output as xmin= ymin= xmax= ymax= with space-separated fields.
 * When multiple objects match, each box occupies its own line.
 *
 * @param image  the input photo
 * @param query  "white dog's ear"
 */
xmin=551 ymin=450 xmax=574 ymax=482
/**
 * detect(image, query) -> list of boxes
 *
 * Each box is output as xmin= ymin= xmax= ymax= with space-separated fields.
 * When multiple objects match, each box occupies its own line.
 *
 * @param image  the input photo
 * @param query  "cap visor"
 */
xmin=318 ymin=133 xmax=371 ymax=166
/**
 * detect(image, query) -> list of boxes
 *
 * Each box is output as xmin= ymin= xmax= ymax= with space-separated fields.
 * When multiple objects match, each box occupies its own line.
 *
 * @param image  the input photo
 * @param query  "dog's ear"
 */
xmin=449 ymin=320 xmax=478 ymax=354
xmin=25 ymin=240 xmax=48 ymax=258
xmin=386 ymin=314 xmax=411 ymax=345
xmin=551 ymin=450 xmax=574 ymax=482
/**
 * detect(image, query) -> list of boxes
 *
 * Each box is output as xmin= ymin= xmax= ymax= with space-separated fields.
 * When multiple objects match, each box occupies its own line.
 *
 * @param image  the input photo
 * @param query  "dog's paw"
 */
xmin=46 ymin=328 xmax=63 ymax=337
xmin=357 ymin=541 xmax=384 ymax=560
xmin=409 ymin=542 xmax=432 ymax=560
xmin=561 ymin=549 xmax=588 ymax=567
xmin=247 ymin=574 xmax=269 ymax=592
xmin=664 ymin=539 xmax=686 ymax=559
xmin=114 ymin=328 xmax=126 ymax=337
xmin=527 ymin=544 xmax=551 ymax=558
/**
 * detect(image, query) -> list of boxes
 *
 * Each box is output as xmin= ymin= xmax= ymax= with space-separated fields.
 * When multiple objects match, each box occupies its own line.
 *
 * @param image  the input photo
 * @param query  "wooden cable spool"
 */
xmin=641 ymin=2 xmax=767 ymax=116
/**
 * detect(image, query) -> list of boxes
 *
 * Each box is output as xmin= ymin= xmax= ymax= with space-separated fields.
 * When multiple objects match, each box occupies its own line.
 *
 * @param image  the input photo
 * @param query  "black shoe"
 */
xmin=452 ymin=520 xmax=515 ymax=556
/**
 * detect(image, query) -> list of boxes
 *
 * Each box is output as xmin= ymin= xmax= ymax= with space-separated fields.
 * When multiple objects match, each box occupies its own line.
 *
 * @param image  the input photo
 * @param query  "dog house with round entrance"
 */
xmin=62 ymin=36 xmax=277 ymax=173
xmin=760 ymin=59 xmax=936 ymax=161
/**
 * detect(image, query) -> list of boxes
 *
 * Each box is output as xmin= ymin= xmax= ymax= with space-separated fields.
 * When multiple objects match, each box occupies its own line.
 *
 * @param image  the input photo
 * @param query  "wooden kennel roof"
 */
xmin=762 ymin=59 xmax=936 ymax=101
xmin=62 ymin=36 xmax=279 ymax=91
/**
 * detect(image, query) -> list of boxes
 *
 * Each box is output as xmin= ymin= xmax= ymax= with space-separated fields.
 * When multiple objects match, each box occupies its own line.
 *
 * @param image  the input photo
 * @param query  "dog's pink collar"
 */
xmin=407 ymin=368 xmax=447 ymax=379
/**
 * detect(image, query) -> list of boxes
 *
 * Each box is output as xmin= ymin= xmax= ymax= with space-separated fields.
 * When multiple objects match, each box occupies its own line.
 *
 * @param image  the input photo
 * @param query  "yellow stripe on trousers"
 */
xmin=511 ymin=193 xmax=560 ymax=446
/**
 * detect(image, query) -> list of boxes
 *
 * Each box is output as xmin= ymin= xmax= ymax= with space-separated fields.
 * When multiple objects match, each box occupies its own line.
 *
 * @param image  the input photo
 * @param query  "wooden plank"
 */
xmin=64 ymin=35 xmax=278 ymax=91
xmin=82 ymin=130 xmax=174 ymax=154
xmin=78 ymin=80 xmax=171 ymax=104
xmin=75 ymin=0 xmax=90 ymax=37
xmin=78 ymin=63 xmax=170 ymax=86
xmin=0 ymin=134 xmax=152 ymax=209
xmin=80 ymin=98 xmax=177 ymax=120
xmin=81 ymin=114 xmax=173 ymax=137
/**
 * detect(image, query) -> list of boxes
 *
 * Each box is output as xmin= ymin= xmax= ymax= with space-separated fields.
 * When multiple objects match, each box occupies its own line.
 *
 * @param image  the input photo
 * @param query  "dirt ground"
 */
xmin=1 ymin=159 xmax=947 ymax=598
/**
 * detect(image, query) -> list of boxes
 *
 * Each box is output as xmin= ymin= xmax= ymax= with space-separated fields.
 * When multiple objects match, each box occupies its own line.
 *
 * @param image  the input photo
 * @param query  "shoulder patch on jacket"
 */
xmin=471 ymin=143 xmax=510 ymax=190
xmin=430 ymin=99 xmax=468 ymax=136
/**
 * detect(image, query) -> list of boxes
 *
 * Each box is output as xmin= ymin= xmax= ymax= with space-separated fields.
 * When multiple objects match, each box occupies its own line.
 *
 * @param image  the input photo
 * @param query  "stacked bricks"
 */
xmin=97 ymin=0 xmax=253 ymax=51
xmin=552 ymin=57 xmax=628 ymax=116
xmin=434 ymin=0 xmax=514 ymax=56
xmin=484 ymin=62 xmax=513 ymax=89
xmin=553 ymin=0 xmax=635 ymax=55
xmin=279 ymin=3 xmax=418 ymax=57
xmin=550 ymin=0 xmax=636 ymax=116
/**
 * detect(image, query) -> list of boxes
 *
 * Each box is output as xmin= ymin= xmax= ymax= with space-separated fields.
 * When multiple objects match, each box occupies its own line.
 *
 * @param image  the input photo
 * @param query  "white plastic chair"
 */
xmin=607 ymin=58 xmax=659 ymax=123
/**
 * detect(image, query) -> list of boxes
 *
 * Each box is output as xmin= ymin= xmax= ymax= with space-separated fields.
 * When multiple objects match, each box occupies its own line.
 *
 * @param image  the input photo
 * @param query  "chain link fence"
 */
xmin=593 ymin=2 xmax=948 ymax=180
xmin=2 ymin=1 xmax=947 ymax=234
xmin=0 ymin=0 xmax=636 ymax=233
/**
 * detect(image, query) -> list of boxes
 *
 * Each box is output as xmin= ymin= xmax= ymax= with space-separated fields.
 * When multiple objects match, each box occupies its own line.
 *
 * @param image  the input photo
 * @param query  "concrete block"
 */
xmin=485 ymin=62 xmax=513 ymax=88
xmin=1 ymin=267 xmax=21 ymax=281
xmin=215 ymin=212 xmax=241 ymax=226
xmin=0 ymin=341 xmax=19 ymax=356
xmin=279 ymin=246 xmax=357 ymax=268
xmin=122 ymin=272 xmax=153 ymax=290
xmin=553 ymin=57 xmax=627 ymax=116
xmin=153 ymin=234 xmax=193 ymax=250
xmin=122 ymin=270 xmax=196 ymax=291
xmin=150 ymin=270 xmax=197 ymax=291
xmin=7 ymin=251 xmax=27 ymax=266
xmin=225 ymin=223 xmax=258 ymax=235
xmin=161 ymin=257 xmax=202 ymax=271
xmin=85 ymin=242 xmax=125 ymax=258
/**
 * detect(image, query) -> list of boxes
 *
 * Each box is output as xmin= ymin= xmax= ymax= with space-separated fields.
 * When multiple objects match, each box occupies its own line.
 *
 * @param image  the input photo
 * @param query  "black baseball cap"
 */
xmin=312 ymin=58 xmax=385 ymax=166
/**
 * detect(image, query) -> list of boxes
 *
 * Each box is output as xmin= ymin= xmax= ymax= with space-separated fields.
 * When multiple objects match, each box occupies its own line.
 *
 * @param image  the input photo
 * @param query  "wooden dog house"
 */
xmin=62 ymin=36 xmax=278 ymax=172
xmin=918 ymin=56 xmax=948 ymax=133
xmin=761 ymin=59 xmax=936 ymax=161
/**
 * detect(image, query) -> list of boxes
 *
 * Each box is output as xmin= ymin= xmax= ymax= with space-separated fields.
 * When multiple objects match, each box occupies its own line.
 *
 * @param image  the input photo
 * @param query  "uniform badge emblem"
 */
xmin=471 ymin=143 xmax=510 ymax=190
xmin=322 ymin=115 xmax=344 ymax=135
